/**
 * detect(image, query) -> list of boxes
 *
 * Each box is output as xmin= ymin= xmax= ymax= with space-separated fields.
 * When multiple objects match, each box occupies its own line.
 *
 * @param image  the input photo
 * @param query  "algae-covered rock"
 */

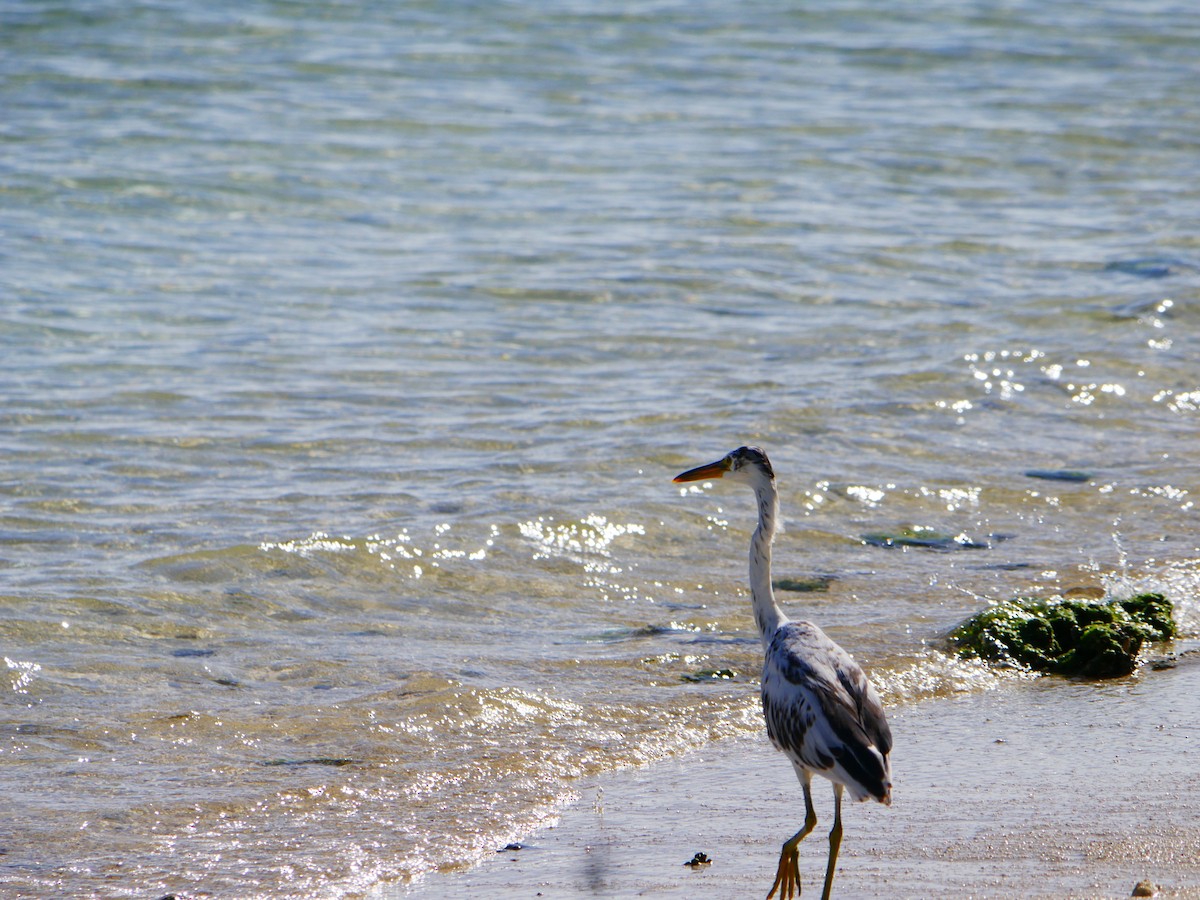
xmin=1119 ymin=593 xmax=1175 ymax=639
xmin=950 ymin=592 xmax=1175 ymax=678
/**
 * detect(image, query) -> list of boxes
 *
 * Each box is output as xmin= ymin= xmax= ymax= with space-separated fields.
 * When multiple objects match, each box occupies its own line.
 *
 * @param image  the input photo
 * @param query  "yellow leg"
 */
xmin=767 ymin=773 xmax=817 ymax=900
xmin=818 ymin=783 xmax=844 ymax=900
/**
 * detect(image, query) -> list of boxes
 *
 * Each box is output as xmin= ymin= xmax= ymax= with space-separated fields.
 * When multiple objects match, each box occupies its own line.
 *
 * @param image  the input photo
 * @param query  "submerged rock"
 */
xmin=950 ymin=593 xmax=1175 ymax=678
xmin=861 ymin=526 xmax=994 ymax=551
xmin=773 ymin=575 xmax=835 ymax=593
xmin=1104 ymin=258 xmax=1181 ymax=279
xmin=1147 ymin=648 xmax=1200 ymax=671
xmin=1024 ymin=469 xmax=1091 ymax=483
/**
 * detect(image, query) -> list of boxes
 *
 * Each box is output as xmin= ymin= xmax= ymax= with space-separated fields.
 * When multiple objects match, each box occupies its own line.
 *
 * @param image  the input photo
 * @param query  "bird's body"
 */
xmin=674 ymin=446 xmax=891 ymax=900
xmin=762 ymin=621 xmax=892 ymax=802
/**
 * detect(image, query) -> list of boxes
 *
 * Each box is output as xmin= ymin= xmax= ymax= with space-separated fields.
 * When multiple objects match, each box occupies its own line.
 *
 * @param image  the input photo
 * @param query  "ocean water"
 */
xmin=3 ymin=1 xmax=1199 ymax=896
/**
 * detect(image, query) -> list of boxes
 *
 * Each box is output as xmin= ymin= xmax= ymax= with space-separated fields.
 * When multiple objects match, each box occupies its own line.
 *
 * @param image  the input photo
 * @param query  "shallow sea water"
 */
xmin=2 ymin=1 xmax=1200 ymax=897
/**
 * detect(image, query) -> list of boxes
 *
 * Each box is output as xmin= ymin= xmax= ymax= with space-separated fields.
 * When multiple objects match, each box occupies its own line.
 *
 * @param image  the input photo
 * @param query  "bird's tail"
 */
xmin=838 ymin=741 xmax=891 ymax=805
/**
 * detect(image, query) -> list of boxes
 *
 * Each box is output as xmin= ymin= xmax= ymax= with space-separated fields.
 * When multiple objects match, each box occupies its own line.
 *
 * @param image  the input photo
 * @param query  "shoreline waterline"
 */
xmin=393 ymin=652 xmax=1200 ymax=899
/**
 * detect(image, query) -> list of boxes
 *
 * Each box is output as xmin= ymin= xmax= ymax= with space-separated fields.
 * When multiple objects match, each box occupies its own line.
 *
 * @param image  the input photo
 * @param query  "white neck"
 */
xmin=748 ymin=477 xmax=787 ymax=646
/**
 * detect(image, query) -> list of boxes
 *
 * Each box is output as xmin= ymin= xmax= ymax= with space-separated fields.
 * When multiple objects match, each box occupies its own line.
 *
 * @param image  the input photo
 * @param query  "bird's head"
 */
xmin=673 ymin=446 xmax=775 ymax=488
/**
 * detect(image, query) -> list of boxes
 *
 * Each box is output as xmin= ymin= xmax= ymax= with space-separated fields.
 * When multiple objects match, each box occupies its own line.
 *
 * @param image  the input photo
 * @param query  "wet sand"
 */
xmin=390 ymin=656 xmax=1200 ymax=899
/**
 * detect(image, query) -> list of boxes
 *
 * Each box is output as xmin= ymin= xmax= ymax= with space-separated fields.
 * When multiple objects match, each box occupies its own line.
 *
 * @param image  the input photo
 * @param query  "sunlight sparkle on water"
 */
xmin=1133 ymin=484 xmax=1193 ymax=512
xmin=518 ymin=514 xmax=646 ymax=565
xmin=1067 ymin=381 xmax=1126 ymax=406
xmin=961 ymin=348 xmax=1135 ymax=408
xmin=963 ymin=348 xmax=1044 ymax=399
xmin=705 ymin=510 xmax=729 ymax=530
xmin=260 ymin=527 xmax=497 ymax=575
xmin=845 ymin=485 xmax=886 ymax=507
xmin=1153 ymin=388 xmax=1200 ymax=412
xmin=259 ymin=532 xmax=356 ymax=556
xmin=923 ymin=486 xmax=981 ymax=511
xmin=5 ymin=657 xmax=42 ymax=694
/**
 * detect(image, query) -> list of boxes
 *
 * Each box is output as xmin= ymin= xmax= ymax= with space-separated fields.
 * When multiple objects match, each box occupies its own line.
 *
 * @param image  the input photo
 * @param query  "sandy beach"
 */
xmin=390 ymin=656 xmax=1200 ymax=899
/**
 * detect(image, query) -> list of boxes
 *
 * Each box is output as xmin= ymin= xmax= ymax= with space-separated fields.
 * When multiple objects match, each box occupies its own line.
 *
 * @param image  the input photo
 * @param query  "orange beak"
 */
xmin=673 ymin=457 xmax=730 ymax=483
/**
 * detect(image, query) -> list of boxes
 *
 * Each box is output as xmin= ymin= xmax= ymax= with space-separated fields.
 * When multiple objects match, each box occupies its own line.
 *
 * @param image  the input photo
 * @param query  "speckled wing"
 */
xmin=760 ymin=621 xmax=893 ymax=802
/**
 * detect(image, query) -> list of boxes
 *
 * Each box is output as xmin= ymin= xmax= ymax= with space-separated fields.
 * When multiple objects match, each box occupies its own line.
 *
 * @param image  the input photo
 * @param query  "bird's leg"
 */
xmin=766 ymin=774 xmax=818 ymax=900
xmin=818 ymin=783 xmax=844 ymax=900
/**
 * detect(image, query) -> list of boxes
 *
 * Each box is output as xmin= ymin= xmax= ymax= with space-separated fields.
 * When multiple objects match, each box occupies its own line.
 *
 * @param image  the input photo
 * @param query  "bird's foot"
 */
xmin=766 ymin=843 xmax=800 ymax=900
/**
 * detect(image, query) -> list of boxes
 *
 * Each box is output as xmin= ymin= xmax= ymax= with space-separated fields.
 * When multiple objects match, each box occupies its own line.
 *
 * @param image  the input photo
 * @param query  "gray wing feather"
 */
xmin=761 ymin=622 xmax=891 ymax=800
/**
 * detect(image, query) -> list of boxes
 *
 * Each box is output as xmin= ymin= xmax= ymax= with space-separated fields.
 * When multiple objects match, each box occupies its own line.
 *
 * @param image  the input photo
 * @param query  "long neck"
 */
xmin=749 ymin=478 xmax=787 ymax=646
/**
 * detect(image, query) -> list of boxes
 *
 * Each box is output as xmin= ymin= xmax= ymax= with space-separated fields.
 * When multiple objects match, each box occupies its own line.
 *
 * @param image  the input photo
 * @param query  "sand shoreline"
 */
xmin=386 ymin=655 xmax=1200 ymax=899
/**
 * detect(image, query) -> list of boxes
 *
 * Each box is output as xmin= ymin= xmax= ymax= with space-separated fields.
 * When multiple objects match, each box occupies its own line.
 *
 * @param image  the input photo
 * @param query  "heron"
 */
xmin=674 ymin=446 xmax=892 ymax=900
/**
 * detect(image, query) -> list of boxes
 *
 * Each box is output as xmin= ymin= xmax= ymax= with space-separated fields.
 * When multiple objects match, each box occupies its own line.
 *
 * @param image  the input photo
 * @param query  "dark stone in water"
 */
xmin=588 ymin=624 xmax=673 ymax=643
xmin=1148 ymin=648 xmax=1200 ymax=671
xmin=1104 ymin=258 xmax=1179 ymax=279
xmin=498 ymin=842 xmax=525 ymax=852
xmin=773 ymin=575 xmax=835 ymax=593
xmin=1024 ymin=469 xmax=1091 ymax=483
xmin=950 ymin=593 xmax=1175 ymax=678
xmin=862 ymin=526 xmax=992 ymax=551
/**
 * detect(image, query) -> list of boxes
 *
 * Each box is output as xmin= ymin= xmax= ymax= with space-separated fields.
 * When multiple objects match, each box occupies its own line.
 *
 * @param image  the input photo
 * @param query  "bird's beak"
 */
xmin=673 ymin=457 xmax=730 ymax=483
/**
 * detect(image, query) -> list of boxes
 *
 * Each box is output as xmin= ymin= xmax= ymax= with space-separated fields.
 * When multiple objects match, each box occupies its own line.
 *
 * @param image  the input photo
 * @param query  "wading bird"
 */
xmin=674 ymin=446 xmax=892 ymax=900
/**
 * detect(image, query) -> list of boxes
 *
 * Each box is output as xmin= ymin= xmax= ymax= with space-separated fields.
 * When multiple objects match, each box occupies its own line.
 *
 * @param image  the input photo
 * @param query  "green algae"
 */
xmin=950 ymin=592 xmax=1175 ymax=678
